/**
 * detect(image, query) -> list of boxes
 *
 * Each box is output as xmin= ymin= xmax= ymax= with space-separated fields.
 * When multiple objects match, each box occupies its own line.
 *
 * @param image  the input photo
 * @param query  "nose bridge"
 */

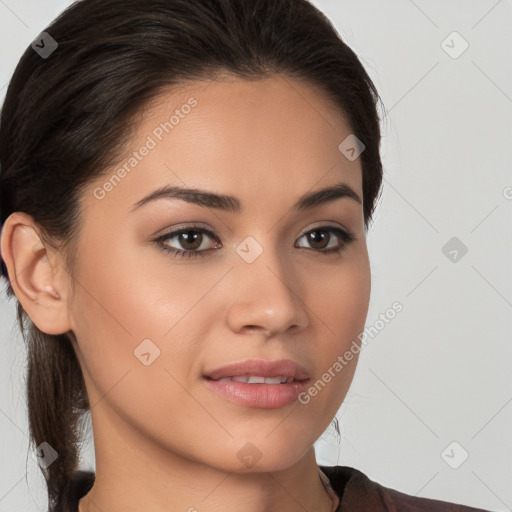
xmin=227 ymin=233 xmax=308 ymax=335
xmin=236 ymin=233 xmax=292 ymax=293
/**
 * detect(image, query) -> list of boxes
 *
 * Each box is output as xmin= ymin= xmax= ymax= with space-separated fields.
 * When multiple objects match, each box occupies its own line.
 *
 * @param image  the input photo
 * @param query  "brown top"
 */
xmin=319 ymin=465 xmax=494 ymax=511
xmin=50 ymin=465 xmax=494 ymax=512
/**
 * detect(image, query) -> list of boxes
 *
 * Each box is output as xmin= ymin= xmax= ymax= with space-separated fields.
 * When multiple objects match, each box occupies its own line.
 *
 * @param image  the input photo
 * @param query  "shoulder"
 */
xmin=319 ymin=465 xmax=495 ymax=512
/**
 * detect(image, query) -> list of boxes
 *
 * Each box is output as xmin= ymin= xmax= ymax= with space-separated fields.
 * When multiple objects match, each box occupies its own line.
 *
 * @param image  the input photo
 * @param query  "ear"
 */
xmin=0 ymin=212 xmax=73 ymax=335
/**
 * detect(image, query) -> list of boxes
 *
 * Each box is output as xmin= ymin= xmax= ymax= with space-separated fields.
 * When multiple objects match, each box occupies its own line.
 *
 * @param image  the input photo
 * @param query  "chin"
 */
xmin=205 ymin=435 xmax=313 ymax=474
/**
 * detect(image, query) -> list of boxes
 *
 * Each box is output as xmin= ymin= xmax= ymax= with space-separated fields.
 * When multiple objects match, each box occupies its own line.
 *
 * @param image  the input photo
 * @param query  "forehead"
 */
xmin=144 ymin=73 xmax=358 ymax=160
xmin=83 ymin=73 xmax=363 ymax=219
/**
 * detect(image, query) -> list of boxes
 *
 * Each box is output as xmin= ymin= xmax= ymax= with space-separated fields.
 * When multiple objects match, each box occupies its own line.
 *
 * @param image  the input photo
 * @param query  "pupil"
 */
xmin=309 ymin=230 xmax=328 ymax=249
xmin=181 ymin=231 xmax=201 ymax=250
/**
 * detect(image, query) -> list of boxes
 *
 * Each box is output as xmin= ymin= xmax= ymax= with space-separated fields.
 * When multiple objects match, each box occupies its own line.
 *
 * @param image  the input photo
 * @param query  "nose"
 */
xmin=225 ymin=240 xmax=309 ymax=338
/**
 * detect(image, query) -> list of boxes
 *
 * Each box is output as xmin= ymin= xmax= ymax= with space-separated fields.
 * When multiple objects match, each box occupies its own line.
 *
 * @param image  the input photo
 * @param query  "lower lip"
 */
xmin=204 ymin=378 xmax=309 ymax=408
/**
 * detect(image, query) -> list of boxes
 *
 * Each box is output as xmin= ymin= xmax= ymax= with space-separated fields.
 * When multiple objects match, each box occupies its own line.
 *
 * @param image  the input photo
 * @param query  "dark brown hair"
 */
xmin=0 ymin=0 xmax=384 ymax=509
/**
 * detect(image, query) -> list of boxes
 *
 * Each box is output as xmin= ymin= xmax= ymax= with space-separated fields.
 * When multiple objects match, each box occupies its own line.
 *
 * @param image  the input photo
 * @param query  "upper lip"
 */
xmin=204 ymin=358 xmax=310 ymax=381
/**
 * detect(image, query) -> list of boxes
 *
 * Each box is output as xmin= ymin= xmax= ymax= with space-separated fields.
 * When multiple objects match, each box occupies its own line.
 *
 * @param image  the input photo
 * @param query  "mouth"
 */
xmin=203 ymin=358 xmax=310 ymax=408
xmin=203 ymin=358 xmax=310 ymax=381
xmin=206 ymin=375 xmax=297 ymax=384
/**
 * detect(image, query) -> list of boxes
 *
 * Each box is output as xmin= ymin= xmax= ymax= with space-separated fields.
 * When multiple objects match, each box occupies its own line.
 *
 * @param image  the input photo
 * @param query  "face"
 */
xmin=66 ymin=73 xmax=371 ymax=473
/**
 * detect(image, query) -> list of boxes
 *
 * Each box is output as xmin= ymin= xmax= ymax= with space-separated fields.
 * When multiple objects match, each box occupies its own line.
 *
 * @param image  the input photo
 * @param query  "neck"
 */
xmin=78 ymin=406 xmax=337 ymax=512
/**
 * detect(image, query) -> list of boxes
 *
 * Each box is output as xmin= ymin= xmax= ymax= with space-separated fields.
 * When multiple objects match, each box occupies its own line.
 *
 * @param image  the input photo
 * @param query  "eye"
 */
xmin=153 ymin=224 xmax=356 ymax=259
xmin=295 ymin=226 xmax=356 ymax=255
xmin=154 ymin=224 xmax=220 ymax=259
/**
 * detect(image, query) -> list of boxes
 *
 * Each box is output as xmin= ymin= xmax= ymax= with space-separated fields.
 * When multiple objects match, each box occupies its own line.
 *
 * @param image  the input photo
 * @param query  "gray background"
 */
xmin=0 ymin=0 xmax=511 ymax=510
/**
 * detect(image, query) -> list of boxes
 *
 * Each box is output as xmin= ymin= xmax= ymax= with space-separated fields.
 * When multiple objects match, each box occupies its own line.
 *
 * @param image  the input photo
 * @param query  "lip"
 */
xmin=203 ymin=358 xmax=310 ymax=409
xmin=204 ymin=358 xmax=310 ymax=381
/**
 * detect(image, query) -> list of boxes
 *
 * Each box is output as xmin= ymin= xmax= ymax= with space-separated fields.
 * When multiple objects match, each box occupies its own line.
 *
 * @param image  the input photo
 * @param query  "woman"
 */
xmin=0 ymin=0 xmax=495 ymax=511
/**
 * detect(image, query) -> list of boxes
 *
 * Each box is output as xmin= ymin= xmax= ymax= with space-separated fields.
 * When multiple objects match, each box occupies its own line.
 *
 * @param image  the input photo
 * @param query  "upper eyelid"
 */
xmin=154 ymin=225 xmax=218 ymax=241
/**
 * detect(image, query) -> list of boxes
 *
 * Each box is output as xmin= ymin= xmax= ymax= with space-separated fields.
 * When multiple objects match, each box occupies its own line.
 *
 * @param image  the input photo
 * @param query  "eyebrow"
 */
xmin=130 ymin=181 xmax=361 ymax=213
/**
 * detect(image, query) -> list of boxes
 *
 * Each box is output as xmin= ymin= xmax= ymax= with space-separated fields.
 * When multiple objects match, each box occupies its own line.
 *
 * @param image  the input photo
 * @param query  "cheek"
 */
xmin=68 ymin=262 xmax=201 ymax=437
xmin=310 ymin=253 xmax=371 ymax=340
xmin=69 ymin=244 xmax=213 ymax=393
xmin=301 ymin=255 xmax=370 ymax=406
xmin=73 ymin=238 xmax=205 ymax=339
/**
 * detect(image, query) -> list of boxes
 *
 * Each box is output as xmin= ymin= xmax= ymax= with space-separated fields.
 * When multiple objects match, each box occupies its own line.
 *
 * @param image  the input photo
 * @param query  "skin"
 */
xmin=1 ymin=73 xmax=371 ymax=512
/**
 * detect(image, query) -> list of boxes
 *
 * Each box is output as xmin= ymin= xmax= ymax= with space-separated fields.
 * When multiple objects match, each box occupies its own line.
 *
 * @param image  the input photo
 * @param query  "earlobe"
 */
xmin=0 ymin=212 xmax=71 ymax=335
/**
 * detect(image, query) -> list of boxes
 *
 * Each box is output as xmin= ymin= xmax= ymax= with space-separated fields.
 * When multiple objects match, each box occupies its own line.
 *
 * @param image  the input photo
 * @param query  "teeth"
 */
xmin=216 ymin=376 xmax=293 ymax=384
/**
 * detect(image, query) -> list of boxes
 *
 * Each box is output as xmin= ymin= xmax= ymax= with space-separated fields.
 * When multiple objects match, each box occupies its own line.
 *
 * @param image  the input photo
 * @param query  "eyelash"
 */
xmin=153 ymin=224 xmax=356 ymax=259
